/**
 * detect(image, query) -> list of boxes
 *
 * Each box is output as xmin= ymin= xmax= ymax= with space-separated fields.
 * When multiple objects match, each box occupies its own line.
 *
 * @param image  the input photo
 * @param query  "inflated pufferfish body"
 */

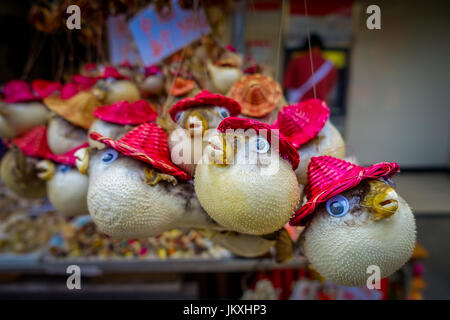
xmin=0 ymin=126 xmax=52 ymax=198
xmin=195 ymin=117 xmax=300 ymax=235
xmin=168 ymin=90 xmax=241 ymax=177
xmin=0 ymin=80 xmax=59 ymax=138
xmin=36 ymin=143 xmax=89 ymax=217
xmin=47 ymin=116 xmax=89 ymax=155
xmin=291 ymin=156 xmax=416 ymax=286
xmin=273 ymin=99 xmax=345 ymax=185
xmin=82 ymin=122 xmax=224 ymax=239
xmin=82 ymin=122 xmax=276 ymax=258
xmin=92 ymin=66 xmax=140 ymax=104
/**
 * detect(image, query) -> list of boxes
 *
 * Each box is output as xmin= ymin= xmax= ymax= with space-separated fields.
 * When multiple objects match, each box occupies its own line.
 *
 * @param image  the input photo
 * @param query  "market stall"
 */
xmin=0 ymin=0 xmax=427 ymax=300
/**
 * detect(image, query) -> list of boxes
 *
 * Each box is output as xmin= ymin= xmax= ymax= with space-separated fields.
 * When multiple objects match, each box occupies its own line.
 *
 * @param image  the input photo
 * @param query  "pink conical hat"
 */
xmin=94 ymin=100 xmax=158 ymax=125
xmin=289 ymin=156 xmax=400 ymax=226
xmin=170 ymin=90 xmax=241 ymax=121
xmin=272 ymin=99 xmax=329 ymax=149
xmin=89 ymin=122 xmax=190 ymax=181
xmin=9 ymin=126 xmax=87 ymax=166
xmin=217 ymin=117 xmax=299 ymax=170
xmin=9 ymin=126 xmax=50 ymax=158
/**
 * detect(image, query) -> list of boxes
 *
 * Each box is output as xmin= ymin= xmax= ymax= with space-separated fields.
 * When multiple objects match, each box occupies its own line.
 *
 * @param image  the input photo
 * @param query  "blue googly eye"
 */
xmin=101 ymin=149 xmax=118 ymax=164
xmin=326 ymin=195 xmax=350 ymax=217
xmin=174 ymin=111 xmax=184 ymax=123
xmin=382 ymin=177 xmax=396 ymax=189
xmin=58 ymin=165 xmax=70 ymax=173
xmin=217 ymin=107 xmax=230 ymax=119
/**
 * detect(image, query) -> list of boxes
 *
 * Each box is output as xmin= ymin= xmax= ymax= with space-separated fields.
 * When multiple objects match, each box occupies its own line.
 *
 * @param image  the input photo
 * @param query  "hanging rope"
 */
xmin=304 ymin=0 xmax=317 ymax=99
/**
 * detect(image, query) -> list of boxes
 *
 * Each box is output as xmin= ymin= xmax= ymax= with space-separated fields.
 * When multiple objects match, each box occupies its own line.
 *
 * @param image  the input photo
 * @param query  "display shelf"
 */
xmin=0 ymin=256 xmax=308 ymax=275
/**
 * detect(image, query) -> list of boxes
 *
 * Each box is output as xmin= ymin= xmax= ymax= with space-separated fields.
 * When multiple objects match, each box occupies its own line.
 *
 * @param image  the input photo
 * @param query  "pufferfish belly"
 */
xmin=194 ymin=159 xmax=300 ymax=235
xmin=302 ymin=196 xmax=416 ymax=287
xmin=87 ymin=161 xmax=187 ymax=239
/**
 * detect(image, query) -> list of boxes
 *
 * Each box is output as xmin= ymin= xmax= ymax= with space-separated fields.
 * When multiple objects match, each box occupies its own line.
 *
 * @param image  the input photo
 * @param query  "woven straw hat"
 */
xmin=290 ymin=156 xmax=400 ymax=226
xmin=169 ymin=77 xmax=196 ymax=96
xmin=169 ymin=90 xmax=241 ymax=122
xmin=89 ymin=122 xmax=190 ymax=181
xmin=3 ymin=80 xmax=60 ymax=103
xmin=44 ymin=90 xmax=102 ymax=129
xmin=94 ymin=100 xmax=157 ymax=125
xmin=272 ymin=99 xmax=330 ymax=149
xmin=8 ymin=126 xmax=88 ymax=166
xmin=228 ymin=74 xmax=282 ymax=118
xmin=217 ymin=117 xmax=299 ymax=170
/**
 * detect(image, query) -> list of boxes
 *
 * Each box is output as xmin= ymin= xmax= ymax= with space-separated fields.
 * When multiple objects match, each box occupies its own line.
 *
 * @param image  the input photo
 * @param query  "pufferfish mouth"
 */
xmin=365 ymin=181 xmax=399 ymax=221
xmin=36 ymin=160 xmax=55 ymax=180
xmin=186 ymin=114 xmax=207 ymax=137
xmin=206 ymin=134 xmax=235 ymax=166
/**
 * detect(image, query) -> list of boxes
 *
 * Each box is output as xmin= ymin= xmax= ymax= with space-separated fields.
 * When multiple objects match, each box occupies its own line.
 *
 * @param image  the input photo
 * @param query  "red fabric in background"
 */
xmin=283 ymin=51 xmax=338 ymax=102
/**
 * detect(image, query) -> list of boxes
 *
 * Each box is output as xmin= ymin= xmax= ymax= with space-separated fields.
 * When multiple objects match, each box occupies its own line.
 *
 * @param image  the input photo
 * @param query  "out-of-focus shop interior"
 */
xmin=0 ymin=0 xmax=449 ymax=300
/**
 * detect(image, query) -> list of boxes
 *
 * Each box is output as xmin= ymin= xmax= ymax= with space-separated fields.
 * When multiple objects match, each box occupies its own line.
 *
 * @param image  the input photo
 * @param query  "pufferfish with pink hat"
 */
xmin=290 ymin=156 xmax=416 ymax=286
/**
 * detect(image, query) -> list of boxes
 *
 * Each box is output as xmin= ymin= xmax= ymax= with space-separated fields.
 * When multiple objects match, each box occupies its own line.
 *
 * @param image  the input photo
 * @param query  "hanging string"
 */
xmin=162 ymin=0 xmax=200 ymax=111
xmin=304 ymin=0 xmax=317 ymax=99
xmin=22 ymin=31 xmax=46 ymax=81
xmin=274 ymin=0 xmax=286 ymax=83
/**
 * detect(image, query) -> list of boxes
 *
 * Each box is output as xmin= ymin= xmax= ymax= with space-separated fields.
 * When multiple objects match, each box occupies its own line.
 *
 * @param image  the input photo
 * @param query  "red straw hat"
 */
xmin=8 ymin=126 xmax=88 ymax=166
xmin=272 ymin=99 xmax=329 ymax=149
xmin=217 ymin=117 xmax=299 ymax=170
xmin=60 ymin=74 xmax=98 ymax=100
xmin=9 ymin=126 xmax=51 ymax=158
xmin=3 ymin=80 xmax=60 ymax=103
xmin=89 ymin=122 xmax=190 ymax=181
xmin=31 ymin=80 xmax=61 ymax=99
xmin=169 ymin=90 xmax=241 ymax=122
xmin=94 ymin=100 xmax=158 ymax=125
xmin=96 ymin=66 xmax=129 ymax=80
xmin=48 ymin=143 xmax=90 ymax=166
xmin=145 ymin=65 xmax=161 ymax=77
xmin=289 ymin=156 xmax=400 ymax=226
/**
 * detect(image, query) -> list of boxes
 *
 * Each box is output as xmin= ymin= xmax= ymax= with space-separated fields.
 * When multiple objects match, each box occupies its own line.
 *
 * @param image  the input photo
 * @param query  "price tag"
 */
xmin=107 ymin=14 xmax=142 ymax=65
xmin=129 ymin=0 xmax=210 ymax=65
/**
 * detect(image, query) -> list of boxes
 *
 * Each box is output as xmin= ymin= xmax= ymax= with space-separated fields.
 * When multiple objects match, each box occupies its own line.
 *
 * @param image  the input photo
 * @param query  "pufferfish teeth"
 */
xmin=208 ymin=135 xmax=224 ymax=152
xmin=205 ymin=144 xmax=224 ymax=165
xmin=373 ymin=188 xmax=399 ymax=220
xmin=36 ymin=160 xmax=55 ymax=180
xmin=74 ymin=147 xmax=90 ymax=175
xmin=187 ymin=115 xmax=205 ymax=137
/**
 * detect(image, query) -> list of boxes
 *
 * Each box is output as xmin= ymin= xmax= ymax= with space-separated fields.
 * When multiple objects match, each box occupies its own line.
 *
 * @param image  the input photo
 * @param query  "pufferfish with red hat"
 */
xmin=1 ymin=126 xmax=89 ymax=217
xmin=195 ymin=117 xmax=301 ymax=236
xmin=78 ymin=122 xmax=227 ymax=238
xmin=291 ymin=156 xmax=416 ymax=286
xmin=166 ymin=90 xmax=241 ymax=177
xmin=78 ymin=121 xmax=275 ymax=257
xmin=0 ymin=80 xmax=60 ymax=139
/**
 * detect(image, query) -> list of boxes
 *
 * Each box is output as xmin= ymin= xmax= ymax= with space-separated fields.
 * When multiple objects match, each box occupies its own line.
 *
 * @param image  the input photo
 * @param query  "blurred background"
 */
xmin=0 ymin=0 xmax=448 ymax=299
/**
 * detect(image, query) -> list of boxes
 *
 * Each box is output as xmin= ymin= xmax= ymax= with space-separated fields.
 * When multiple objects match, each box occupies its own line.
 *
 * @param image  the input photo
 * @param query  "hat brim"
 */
xmin=44 ymin=91 xmax=101 ymax=129
xmin=169 ymin=91 xmax=241 ymax=121
xmin=89 ymin=132 xmax=190 ymax=181
xmin=217 ymin=117 xmax=299 ymax=170
xmin=289 ymin=162 xmax=400 ymax=226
